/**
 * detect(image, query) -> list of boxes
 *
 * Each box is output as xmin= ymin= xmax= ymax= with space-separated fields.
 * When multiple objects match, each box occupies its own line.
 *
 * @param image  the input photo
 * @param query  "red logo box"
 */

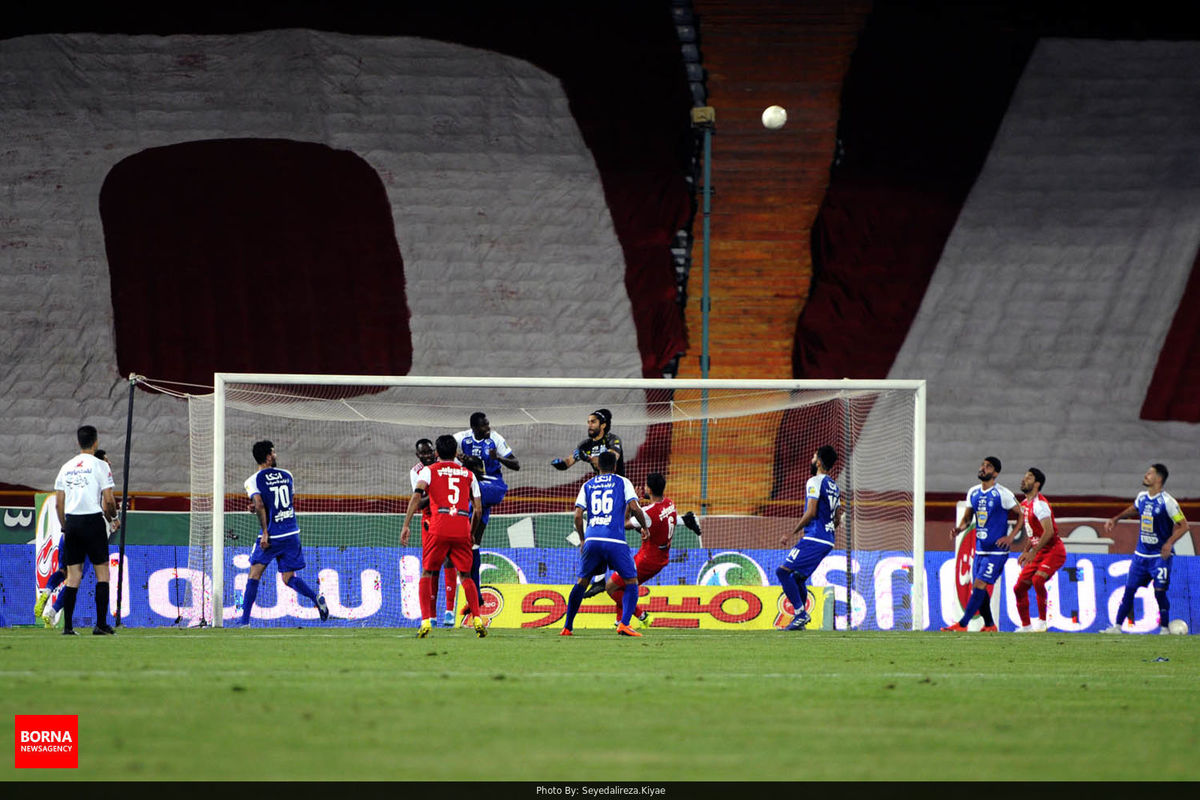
xmin=14 ymin=715 xmax=78 ymax=769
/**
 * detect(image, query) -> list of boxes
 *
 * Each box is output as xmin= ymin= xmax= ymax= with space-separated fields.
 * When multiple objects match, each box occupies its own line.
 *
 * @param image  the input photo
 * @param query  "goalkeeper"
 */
xmin=549 ymin=408 xmax=624 ymax=476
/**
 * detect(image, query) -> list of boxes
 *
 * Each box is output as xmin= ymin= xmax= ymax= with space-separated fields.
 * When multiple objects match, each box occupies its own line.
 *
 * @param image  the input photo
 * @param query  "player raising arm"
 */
xmin=1102 ymin=463 xmax=1189 ymax=634
xmin=941 ymin=456 xmax=1019 ymax=632
xmin=776 ymin=446 xmax=843 ymax=631
xmin=561 ymin=451 xmax=648 ymax=637
xmin=550 ymin=408 xmax=623 ymax=475
xmin=453 ymin=411 xmax=519 ymax=626
xmin=606 ymin=473 xmax=704 ymax=627
xmin=401 ymin=434 xmax=487 ymax=638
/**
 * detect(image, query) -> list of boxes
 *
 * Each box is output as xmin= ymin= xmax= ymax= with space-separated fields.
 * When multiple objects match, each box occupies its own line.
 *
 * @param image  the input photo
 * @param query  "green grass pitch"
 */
xmin=2 ymin=626 xmax=1197 ymax=782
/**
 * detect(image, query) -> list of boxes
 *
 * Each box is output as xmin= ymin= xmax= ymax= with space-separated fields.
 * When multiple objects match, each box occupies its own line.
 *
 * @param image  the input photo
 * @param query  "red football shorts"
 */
xmin=1019 ymin=539 xmax=1067 ymax=582
xmin=610 ymin=550 xmax=668 ymax=589
xmin=422 ymin=516 xmax=473 ymax=573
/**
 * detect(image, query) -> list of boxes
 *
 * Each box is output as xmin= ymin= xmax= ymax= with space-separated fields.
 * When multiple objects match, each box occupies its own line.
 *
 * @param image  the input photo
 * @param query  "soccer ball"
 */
xmin=761 ymin=105 xmax=787 ymax=130
xmin=1168 ymin=619 xmax=1189 ymax=635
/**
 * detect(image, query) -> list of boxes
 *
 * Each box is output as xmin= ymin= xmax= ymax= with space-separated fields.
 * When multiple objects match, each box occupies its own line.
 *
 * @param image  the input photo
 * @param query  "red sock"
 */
xmin=460 ymin=577 xmax=482 ymax=618
xmin=1015 ymin=593 xmax=1031 ymax=627
xmin=610 ymin=587 xmax=625 ymax=619
xmin=443 ymin=567 xmax=457 ymax=612
xmin=418 ymin=576 xmax=432 ymax=620
xmin=1033 ymin=575 xmax=1049 ymax=619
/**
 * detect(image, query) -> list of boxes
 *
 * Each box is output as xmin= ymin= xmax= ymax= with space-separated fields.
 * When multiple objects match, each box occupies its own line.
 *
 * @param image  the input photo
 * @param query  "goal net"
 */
xmin=186 ymin=375 xmax=925 ymax=630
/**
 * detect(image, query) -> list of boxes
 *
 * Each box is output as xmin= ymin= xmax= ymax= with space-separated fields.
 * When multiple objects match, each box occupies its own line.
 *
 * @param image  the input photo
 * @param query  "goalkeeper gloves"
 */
xmin=550 ymin=458 xmax=569 ymax=471
xmin=682 ymin=511 xmax=702 ymax=535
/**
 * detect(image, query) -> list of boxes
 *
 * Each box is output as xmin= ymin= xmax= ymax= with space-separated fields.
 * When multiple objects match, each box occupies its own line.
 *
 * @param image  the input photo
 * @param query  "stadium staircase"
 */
xmin=667 ymin=0 xmax=870 ymax=515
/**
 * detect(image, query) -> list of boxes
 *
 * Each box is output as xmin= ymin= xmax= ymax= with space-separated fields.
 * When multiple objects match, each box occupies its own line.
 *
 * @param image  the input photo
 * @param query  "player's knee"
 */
xmin=1031 ymin=573 xmax=1048 ymax=588
xmin=775 ymin=566 xmax=792 ymax=582
xmin=1013 ymin=579 xmax=1031 ymax=594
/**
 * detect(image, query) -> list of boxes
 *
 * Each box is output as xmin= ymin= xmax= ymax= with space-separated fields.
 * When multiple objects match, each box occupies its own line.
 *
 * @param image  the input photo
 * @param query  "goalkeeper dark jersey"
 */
xmin=576 ymin=433 xmax=624 ymax=476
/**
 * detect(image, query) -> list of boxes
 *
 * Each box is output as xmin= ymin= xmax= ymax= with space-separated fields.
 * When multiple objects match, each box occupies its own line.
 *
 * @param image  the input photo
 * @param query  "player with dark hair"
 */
xmin=1103 ymin=463 xmax=1190 ymax=634
xmin=562 ymin=450 xmax=648 ymax=636
xmin=550 ymin=408 xmax=624 ymax=476
xmin=551 ymin=408 xmax=624 ymax=597
xmin=605 ymin=472 xmax=702 ymax=627
xmin=238 ymin=440 xmax=329 ymax=627
xmin=408 ymin=438 xmax=459 ymax=625
xmin=777 ymin=445 xmax=843 ymax=631
xmin=52 ymin=428 xmax=119 ymax=635
xmin=942 ymin=456 xmax=1019 ymax=632
xmin=453 ymin=412 xmax=519 ymax=626
xmin=1012 ymin=467 xmax=1065 ymax=632
xmin=401 ymin=434 xmax=487 ymax=638
xmin=37 ymin=449 xmax=115 ymax=629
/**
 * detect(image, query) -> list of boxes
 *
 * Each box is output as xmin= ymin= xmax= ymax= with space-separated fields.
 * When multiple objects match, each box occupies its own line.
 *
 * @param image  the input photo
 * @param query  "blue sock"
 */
xmin=241 ymin=578 xmax=260 ymax=624
xmin=1155 ymin=590 xmax=1170 ymax=627
xmin=52 ymin=589 xmax=66 ymax=613
xmin=776 ymin=567 xmax=804 ymax=615
xmin=621 ymin=582 xmax=639 ymax=625
xmin=1115 ymin=585 xmax=1137 ymax=625
xmin=959 ymin=588 xmax=988 ymax=626
xmin=288 ymin=576 xmax=319 ymax=603
xmin=564 ymin=582 xmax=587 ymax=631
xmin=46 ymin=569 xmax=66 ymax=593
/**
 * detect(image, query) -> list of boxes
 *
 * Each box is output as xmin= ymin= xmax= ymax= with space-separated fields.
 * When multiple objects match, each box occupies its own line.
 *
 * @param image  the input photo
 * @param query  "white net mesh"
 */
xmin=187 ymin=377 xmax=922 ymax=629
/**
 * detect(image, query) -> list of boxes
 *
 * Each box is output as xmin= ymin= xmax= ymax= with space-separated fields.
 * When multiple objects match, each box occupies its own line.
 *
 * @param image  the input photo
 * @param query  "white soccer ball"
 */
xmin=1168 ymin=619 xmax=1189 ymax=635
xmin=761 ymin=105 xmax=787 ymax=130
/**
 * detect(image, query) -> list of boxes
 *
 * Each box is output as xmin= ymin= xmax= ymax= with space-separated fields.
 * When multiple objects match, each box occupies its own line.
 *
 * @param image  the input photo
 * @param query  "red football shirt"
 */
xmin=1019 ymin=493 xmax=1060 ymax=549
xmin=636 ymin=498 xmax=678 ymax=563
xmin=415 ymin=460 xmax=480 ymax=535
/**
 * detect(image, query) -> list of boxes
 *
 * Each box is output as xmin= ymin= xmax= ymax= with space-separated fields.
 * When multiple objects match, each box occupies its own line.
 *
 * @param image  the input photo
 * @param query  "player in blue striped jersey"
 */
xmin=452 ymin=412 xmax=519 ymax=626
xmin=941 ymin=456 xmax=1019 ymax=632
xmin=237 ymin=440 xmax=328 ymax=627
xmin=1103 ymin=463 xmax=1190 ymax=634
xmin=777 ymin=445 xmax=843 ymax=631
xmin=561 ymin=450 xmax=648 ymax=637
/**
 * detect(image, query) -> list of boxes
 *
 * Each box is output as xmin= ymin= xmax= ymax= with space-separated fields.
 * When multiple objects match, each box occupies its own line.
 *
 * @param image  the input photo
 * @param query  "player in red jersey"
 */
xmin=1012 ymin=467 xmax=1066 ymax=632
xmin=604 ymin=473 xmax=701 ymax=626
xmin=409 ymin=438 xmax=461 ymax=627
xmin=401 ymin=434 xmax=486 ymax=639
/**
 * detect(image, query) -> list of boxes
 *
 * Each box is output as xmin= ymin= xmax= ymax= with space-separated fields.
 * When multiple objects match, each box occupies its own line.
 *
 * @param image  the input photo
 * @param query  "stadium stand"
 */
xmin=0 ymin=7 xmax=693 ymax=499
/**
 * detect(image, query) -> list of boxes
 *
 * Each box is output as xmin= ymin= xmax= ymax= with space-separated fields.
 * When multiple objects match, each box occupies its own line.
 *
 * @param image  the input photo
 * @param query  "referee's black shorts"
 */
xmin=62 ymin=513 xmax=109 ymax=566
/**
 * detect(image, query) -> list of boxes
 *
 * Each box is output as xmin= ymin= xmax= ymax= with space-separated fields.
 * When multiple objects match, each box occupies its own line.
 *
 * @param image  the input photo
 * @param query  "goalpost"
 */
xmin=188 ymin=375 xmax=926 ymax=630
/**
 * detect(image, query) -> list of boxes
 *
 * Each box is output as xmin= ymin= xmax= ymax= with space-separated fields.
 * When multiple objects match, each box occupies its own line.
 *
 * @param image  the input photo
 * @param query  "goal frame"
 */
xmin=209 ymin=373 xmax=927 ymax=629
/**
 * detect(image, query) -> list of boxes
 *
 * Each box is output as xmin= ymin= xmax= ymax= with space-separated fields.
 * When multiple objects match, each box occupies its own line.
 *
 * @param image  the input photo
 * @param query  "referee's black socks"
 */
xmin=96 ymin=581 xmax=110 ymax=627
xmin=61 ymin=586 xmax=78 ymax=632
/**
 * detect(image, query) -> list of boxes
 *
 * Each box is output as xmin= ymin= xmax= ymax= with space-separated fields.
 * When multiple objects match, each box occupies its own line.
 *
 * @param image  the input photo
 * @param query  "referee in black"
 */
xmin=53 ymin=424 xmax=119 ymax=635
